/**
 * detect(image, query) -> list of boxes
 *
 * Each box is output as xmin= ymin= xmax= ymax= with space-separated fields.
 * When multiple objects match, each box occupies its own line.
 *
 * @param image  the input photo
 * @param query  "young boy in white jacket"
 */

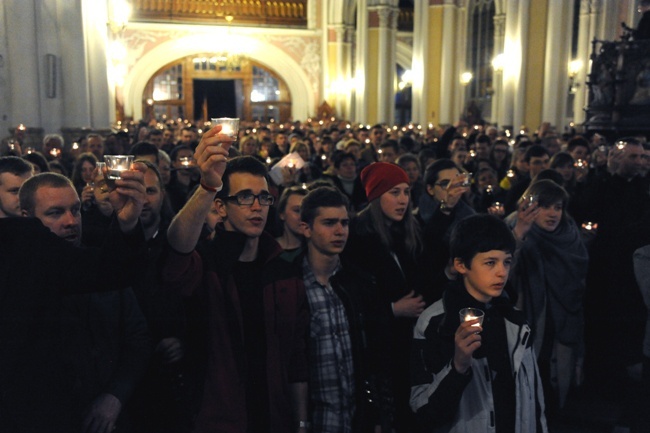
xmin=410 ymin=214 xmax=547 ymax=433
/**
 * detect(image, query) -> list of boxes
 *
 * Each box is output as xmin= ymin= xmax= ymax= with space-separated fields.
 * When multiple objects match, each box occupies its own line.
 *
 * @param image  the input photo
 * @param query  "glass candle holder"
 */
xmin=459 ymin=307 xmax=484 ymax=328
xmin=104 ymin=155 xmax=134 ymax=180
xmin=178 ymin=156 xmax=194 ymax=168
xmin=211 ymin=117 xmax=240 ymax=140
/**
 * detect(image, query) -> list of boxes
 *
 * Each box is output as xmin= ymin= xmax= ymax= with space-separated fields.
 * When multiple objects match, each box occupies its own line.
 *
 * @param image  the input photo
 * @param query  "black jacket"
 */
xmin=0 ymin=217 xmax=146 ymax=432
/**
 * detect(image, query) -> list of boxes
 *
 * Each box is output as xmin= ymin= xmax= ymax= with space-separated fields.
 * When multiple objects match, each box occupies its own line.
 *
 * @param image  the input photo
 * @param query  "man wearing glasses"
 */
xmin=165 ymin=125 xmax=309 ymax=433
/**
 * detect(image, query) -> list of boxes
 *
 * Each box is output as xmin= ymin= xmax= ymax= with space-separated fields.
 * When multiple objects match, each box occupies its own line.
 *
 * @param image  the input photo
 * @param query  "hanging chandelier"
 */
xmin=213 ymin=15 xmax=248 ymax=71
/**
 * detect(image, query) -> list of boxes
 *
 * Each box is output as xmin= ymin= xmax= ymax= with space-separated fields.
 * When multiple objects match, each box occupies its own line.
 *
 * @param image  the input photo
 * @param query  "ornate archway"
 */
xmin=122 ymin=32 xmax=316 ymax=121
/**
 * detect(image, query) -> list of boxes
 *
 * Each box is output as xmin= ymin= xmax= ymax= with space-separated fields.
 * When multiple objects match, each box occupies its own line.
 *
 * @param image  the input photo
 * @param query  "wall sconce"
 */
xmin=568 ymin=59 xmax=583 ymax=94
xmin=492 ymin=54 xmax=505 ymax=73
xmin=398 ymin=69 xmax=413 ymax=90
xmin=460 ymin=71 xmax=473 ymax=86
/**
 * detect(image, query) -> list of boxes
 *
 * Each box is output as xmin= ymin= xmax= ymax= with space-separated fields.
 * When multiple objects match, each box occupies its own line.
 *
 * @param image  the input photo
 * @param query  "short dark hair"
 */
xmin=216 ymin=156 xmax=268 ymax=199
xmin=523 ymin=144 xmax=550 ymax=163
xmin=523 ymin=179 xmax=570 ymax=211
xmin=379 ymin=140 xmax=399 ymax=154
xmin=423 ymin=158 xmax=458 ymax=186
xmin=566 ymin=136 xmax=590 ymax=153
xmin=397 ymin=153 xmax=420 ymax=170
xmin=300 ymin=186 xmax=349 ymax=226
xmin=332 ymin=150 xmax=356 ymax=169
xmin=550 ymin=151 xmax=575 ymax=168
xmin=450 ymin=214 xmax=516 ymax=268
xmin=139 ymin=160 xmax=164 ymax=189
xmin=169 ymin=145 xmax=192 ymax=162
xmin=19 ymin=172 xmax=74 ymax=216
xmin=475 ymin=134 xmax=491 ymax=145
xmin=22 ymin=152 xmax=50 ymax=173
xmin=130 ymin=142 xmax=160 ymax=163
xmin=0 ymin=156 xmax=33 ymax=180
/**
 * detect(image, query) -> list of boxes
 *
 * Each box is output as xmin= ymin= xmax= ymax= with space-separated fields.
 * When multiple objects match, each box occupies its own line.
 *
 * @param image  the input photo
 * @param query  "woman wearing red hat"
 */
xmin=342 ymin=162 xmax=427 ymax=433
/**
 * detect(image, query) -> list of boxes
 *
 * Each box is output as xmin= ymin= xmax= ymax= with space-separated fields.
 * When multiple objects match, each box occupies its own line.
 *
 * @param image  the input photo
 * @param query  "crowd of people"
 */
xmin=1 ymin=116 xmax=650 ymax=433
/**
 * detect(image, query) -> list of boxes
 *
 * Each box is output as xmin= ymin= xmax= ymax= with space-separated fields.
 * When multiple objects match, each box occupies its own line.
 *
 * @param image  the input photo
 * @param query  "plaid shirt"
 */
xmin=303 ymin=257 xmax=355 ymax=433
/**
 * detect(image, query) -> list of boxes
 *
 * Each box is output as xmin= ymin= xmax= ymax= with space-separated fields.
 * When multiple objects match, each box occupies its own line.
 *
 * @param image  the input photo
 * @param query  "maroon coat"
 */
xmin=163 ymin=229 xmax=309 ymax=433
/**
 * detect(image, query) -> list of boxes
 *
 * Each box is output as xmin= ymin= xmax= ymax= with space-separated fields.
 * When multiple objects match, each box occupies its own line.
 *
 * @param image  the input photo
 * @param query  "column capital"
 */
xmin=494 ymin=13 xmax=506 ymax=38
xmin=368 ymin=5 xmax=399 ymax=29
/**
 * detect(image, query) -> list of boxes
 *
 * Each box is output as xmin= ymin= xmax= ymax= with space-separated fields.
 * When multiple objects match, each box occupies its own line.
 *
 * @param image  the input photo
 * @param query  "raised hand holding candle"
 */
xmin=459 ymin=307 xmax=484 ymax=328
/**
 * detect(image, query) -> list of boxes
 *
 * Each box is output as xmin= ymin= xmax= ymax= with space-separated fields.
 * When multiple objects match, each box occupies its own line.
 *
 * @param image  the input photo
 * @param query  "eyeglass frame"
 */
xmin=221 ymin=191 xmax=275 ymax=206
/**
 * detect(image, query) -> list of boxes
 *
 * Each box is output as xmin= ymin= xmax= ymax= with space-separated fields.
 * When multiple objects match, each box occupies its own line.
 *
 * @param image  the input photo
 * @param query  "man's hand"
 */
xmin=155 ymin=337 xmax=184 ymax=364
xmin=194 ymin=125 xmax=233 ymax=189
xmin=607 ymin=144 xmax=625 ymax=174
xmin=82 ymin=393 xmax=122 ymax=433
xmin=81 ymin=183 xmax=95 ymax=205
xmin=453 ymin=319 xmax=482 ymax=374
xmin=103 ymin=162 xmax=147 ymax=233
xmin=393 ymin=290 xmax=425 ymax=318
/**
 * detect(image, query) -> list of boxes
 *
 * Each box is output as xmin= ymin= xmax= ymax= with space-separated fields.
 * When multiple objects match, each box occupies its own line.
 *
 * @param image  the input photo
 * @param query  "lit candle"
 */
xmin=288 ymin=159 xmax=295 ymax=169
xmin=220 ymin=124 xmax=233 ymax=137
xmin=266 ymin=157 xmax=272 ymax=164
xmin=464 ymin=314 xmax=482 ymax=327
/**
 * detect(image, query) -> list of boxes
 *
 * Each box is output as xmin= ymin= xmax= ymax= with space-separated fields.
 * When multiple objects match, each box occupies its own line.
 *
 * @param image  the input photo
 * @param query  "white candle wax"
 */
xmin=464 ymin=315 xmax=481 ymax=327
xmin=220 ymin=124 xmax=233 ymax=137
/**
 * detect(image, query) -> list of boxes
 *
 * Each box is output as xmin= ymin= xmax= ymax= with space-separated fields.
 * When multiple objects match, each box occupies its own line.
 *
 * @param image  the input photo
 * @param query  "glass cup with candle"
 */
xmin=458 ymin=172 xmax=472 ymax=188
xmin=459 ymin=307 xmax=484 ymax=329
xmin=211 ymin=117 xmax=240 ymax=144
xmin=104 ymin=155 xmax=134 ymax=180
xmin=178 ymin=156 xmax=194 ymax=168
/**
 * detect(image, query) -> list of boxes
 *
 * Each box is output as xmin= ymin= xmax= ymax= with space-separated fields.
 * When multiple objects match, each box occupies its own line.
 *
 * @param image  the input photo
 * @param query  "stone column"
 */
xmin=83 ymin=0 xmax=111 ymax=128
xmin=412 ymin=0 xmax=448 ymax=127
xmin=4 ymin=0 xmax=42 ymax=129
xmin=542 ymin=0 xmax=573 ymax=129
xmin=326 ymin=24 xmax=354 ymax=119
xmin=354 ymin=0 xmax=369 ymax=123
xmin=573 ymin=0 xmax=597 ymax=125
xmin=492 ymin=13 xmax=506 ymax=127
xmin=363 ymin=2 xmax=398 ymax=124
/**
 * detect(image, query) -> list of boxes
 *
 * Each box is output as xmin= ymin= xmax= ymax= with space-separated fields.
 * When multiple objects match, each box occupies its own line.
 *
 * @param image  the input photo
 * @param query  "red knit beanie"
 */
xmin=360 ymin=162 xmax=410 ymax=202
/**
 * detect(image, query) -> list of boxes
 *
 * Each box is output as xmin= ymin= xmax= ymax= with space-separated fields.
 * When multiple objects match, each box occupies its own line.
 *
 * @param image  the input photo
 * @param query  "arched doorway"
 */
xmin=143 ymin=56 xmax=292 ymax=123
xmin=121 ymin=33 xmax=316 ymax=122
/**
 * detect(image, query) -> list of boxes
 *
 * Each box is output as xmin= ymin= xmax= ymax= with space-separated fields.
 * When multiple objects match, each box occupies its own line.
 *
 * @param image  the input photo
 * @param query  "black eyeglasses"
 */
xmin=435 ymin=179 xmax=451 ymax=188
xmin=222 ymin=192 xmax=275 ymax=206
